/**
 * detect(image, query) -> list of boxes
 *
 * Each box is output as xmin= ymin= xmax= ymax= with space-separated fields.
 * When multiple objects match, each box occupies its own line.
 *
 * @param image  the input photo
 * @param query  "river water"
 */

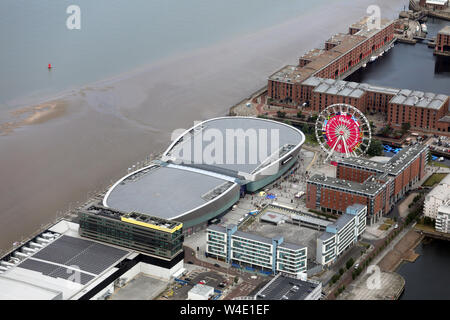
xmin=397 ymin=239 xmax=450 ymax=300
xmin=0 ymin=0 xmax=407 ymax=252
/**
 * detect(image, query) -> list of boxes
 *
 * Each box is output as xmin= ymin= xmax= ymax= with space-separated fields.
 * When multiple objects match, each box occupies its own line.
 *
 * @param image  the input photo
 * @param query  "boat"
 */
xmin=362 ymin=63 xmax=367 ymax=68
xmin=438 ymin=157 xmax=444 ymax=162
xmin=369 ymin=56 xmax=377 ymax=63
xmin=421 ymin=24 xmax=427 ymax=33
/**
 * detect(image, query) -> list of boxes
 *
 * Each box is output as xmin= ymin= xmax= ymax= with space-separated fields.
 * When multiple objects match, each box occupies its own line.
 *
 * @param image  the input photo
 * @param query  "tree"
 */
xmin=297 ymin=111 xmax=303 ymax=118
xmin=309 ymin=114 xmax=318 ymax=123
xmin=367 ymin=139 xmax=384 ymax=156
xmin=379 ymin=124 xmax=393 ymax=137
xmin=277 ymin=111 xmax=286 ymax=118
xmin=346 ymin=258 xmax=355 ymax=270
xmin=401 ymin=122 xmax=411 ymax=134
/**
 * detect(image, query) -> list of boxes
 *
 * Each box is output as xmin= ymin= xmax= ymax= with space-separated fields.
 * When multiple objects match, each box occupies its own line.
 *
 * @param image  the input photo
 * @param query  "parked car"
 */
xmin=354 ymin=263 xmax=360 ymax=270
xmin=214 ymin=263 xmax=220 ymax=268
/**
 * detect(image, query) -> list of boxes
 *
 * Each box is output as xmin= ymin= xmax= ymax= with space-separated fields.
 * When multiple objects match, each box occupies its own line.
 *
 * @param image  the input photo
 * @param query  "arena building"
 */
xmin=103 ymin=117 xmax=305 ymax=235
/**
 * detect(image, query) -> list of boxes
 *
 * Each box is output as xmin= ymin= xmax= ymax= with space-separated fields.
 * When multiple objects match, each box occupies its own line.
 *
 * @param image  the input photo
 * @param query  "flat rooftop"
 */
xmin=163 ymin=117 xmax=304 ymax=175
xmin=327 ymin=213 xmax=355 ymax=231
xmin=0 ymin=220 xmax=130 ymax=300
xmin=270 ymin=17 xmax=393 ymax=85
xmin=337 ymin=144 xmax=428 ymax=176
xmin=83 ymin=205 xmax=182 ymax=232
xmin=439 ymin=25 xmax=450 ymax=36
xmin=308 ymin=174 xmax=384 ymax=196
xmin=256 ymin=274 xmax=319 ymax=300
xmin=104 ymin=164 xmax=237 ymax=220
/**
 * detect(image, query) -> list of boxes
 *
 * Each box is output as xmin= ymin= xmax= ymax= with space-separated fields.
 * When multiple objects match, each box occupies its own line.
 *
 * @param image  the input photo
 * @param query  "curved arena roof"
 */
xmin=103 ymin=117 xmax=305 ymax=227
xmin=162 ymin=117 xmax=305 ymax=179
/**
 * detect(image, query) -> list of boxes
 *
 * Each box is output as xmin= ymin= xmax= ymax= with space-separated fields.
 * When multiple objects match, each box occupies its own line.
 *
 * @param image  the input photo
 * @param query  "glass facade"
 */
xmin=79 ymin=213 xmax=183 ymax=259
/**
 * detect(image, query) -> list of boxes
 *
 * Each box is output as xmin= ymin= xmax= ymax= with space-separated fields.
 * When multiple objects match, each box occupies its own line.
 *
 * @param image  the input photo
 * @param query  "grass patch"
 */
xmin=430 ymin=161 xmax=450 ymax=169
xmin=385 ymin=218 xmax=395 ymax=225
xmin=378 ymin=224 xmax=390 ymax=231
xmin=305 ymin=133 xmax=318 ymax=145
xmin=423 ymin=173 xmax=447 ymax=187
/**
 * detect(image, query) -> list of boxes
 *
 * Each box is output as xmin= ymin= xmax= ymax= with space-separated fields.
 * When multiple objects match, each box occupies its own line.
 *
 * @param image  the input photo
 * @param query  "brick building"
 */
xmin=306 ymin=144 xmax=429 ymax=223
xmin=266 ymin=16 xmax=450 ymax=133
xmin=267 ymin=16 xmax=395 ymax=107
xmin=435 ymin=25 xmax=450 ymax=57
xmin=291 ymin=76 xmax=450 ymax=131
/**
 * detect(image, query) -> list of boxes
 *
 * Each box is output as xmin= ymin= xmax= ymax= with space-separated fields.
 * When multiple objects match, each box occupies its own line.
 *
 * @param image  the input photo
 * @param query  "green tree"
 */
xmin=346 ymin=258 xmax=355 ymax=270
xmin=379 ymin=124 xmax=393 ymax=137
xmin=401 ymin=122 xmax=411 ymax=134
xmin=297 ymin=111 xmax=303 ymax=118
xmin=309 ymin=114 xmax=318 ymax=123
xmin=367 ymin=139 xmax=384 ymax=156
xmin=277 ymin=111 xmax=286 ymax=118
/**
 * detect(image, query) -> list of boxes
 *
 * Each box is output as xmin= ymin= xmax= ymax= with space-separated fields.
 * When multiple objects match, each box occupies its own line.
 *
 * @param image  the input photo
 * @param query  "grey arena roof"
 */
xmin=163 ymin=117 xmax=305 ymax=175
xmin=104 ymin=164 xmax=236 ymax=220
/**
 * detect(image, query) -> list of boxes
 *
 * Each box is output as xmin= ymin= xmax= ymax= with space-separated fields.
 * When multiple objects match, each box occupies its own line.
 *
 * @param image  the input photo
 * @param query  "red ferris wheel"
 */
xmin=315 ymin=104 xmax=371 ymax=160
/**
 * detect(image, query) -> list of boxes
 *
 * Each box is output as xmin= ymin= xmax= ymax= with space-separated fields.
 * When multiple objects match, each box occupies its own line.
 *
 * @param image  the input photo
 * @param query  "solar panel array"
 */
xmin=18 ymin=259 xmax=94 ymax=285
xmin=18 ymin=235 xmax=128 ymax=285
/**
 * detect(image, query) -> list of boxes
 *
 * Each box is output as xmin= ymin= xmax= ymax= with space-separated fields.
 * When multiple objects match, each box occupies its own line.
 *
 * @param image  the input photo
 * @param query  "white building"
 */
xmin=206 ymin=224 xmax=307 ymax=278
xmin=188 ymin=284 xmax=214 ymax=300
xmin=316 ymin=204 xmax=367 ymax=266
xmin=436 ymin=201 xmax=450 ymax=233
xmin=424 ymin=174 xmax=450 ymax=220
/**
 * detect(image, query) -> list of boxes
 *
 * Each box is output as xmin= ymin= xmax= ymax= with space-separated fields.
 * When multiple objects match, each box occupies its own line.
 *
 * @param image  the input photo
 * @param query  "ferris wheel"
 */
xmin=315 ymin=103 xmax=371 ymax=161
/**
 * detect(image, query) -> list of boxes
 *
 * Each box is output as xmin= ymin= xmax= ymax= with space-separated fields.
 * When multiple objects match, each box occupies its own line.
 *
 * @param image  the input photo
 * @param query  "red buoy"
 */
xmin=48 ymin=63 xmax=52 ymax=69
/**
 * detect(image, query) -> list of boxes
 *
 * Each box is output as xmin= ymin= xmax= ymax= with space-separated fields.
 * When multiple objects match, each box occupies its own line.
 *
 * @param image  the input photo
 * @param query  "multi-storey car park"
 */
xmin=103 ymin=117 xmax=305 ymax=236
xmin=266 ymin=16 xmax=450 ymax=134
xmin=307 ymin=144 xmax=428 ymax=223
